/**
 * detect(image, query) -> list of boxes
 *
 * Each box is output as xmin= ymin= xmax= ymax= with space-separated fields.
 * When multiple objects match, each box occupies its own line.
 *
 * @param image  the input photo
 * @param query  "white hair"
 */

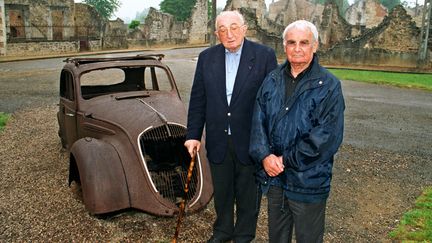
xmin=282 ymin=20 xmax=319 ymax=45
xmin=215 ymin=10 xmax=246 ymax=29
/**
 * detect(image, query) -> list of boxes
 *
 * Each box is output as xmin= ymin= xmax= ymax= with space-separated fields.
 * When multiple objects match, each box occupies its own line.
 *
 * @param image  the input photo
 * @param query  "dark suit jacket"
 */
xmin=186 ymin=38 xmax=277 ymax=165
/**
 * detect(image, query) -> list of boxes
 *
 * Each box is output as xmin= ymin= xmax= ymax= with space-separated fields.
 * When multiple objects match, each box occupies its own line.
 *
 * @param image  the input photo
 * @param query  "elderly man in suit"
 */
xmin=184 ymin=10 xmax=277 ymax=243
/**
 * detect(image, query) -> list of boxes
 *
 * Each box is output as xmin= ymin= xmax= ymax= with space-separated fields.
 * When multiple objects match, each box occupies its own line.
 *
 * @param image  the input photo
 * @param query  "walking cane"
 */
xmin=172 ymin=149 xmax=196 ymax=243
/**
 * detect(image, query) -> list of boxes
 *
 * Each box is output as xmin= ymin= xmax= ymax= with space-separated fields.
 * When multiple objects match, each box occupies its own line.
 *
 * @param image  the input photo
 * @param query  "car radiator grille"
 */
xmin=139 ymin=124 xmax=198 ymax=205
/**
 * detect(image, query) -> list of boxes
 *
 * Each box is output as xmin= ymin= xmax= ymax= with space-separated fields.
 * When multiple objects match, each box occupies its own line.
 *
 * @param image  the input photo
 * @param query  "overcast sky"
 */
xmin=75 ymin=0 xmax=424 ymax=22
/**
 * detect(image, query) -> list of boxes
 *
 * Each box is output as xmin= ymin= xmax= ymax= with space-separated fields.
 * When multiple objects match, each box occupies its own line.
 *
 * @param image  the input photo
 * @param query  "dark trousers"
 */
xmin=267 ymin=186 xmax=326 ymax=243
xmin=209 ymin=138 xmax=261 ymax=243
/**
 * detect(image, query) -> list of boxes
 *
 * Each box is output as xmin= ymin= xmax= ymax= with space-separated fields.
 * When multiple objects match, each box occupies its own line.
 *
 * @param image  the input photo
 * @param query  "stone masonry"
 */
xmin=320 ymin=2 xmax=352 ymax=50
xmin=188 ymin=0 xmax=208 ymax=44
xmin=226 ymin=0 xmax=267 ymax=26
xmin=344 ymin=0 xmax=387 ymax=28
xmin=0 ymin=0 xmax=5 ymax=55
xmin=266 ymin=0 xmax=324 ymax=28
xmin=3 ymin=0 xmax=129 ymax=56
xmin=5 ymin=0 xmax=75 ymax=41
xmin=320 ymin=5 xmax=423 ymax=68
xmin=141 ymin=7 xmax=188 ymax=45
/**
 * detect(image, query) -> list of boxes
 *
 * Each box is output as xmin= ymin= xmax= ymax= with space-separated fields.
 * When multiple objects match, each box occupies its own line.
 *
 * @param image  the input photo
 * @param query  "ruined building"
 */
xmin=0 ymin=0 xmax=127 ymax=56
xmin=224 ymin=0 xmax=430 ymax=69
xmin=0 ymin=0 xmax=5 ymax=55
xmin=0 ymin=0 xmax=430 ymax=69
xmin=320 ymin=5 xmax=422 ymax=68
xmin=319 ymin=2 xmax=352 ymax=50
xmin=266 ymin=0 xmax=325 ymax=28
xmin=344 ymin=0 xmax=387 ymax=28
xmin=129 ymin=0 xmax=208 ymax=48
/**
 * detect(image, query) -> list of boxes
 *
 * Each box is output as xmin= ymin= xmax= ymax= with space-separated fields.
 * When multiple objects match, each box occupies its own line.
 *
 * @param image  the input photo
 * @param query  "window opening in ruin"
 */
xmin=8 ymin=9 xmax=25 ymax=39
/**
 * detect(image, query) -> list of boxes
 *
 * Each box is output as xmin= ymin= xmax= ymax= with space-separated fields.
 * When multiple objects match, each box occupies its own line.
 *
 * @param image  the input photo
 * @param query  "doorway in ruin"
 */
xmin=51 ymin=9 xmax=64 ymax=40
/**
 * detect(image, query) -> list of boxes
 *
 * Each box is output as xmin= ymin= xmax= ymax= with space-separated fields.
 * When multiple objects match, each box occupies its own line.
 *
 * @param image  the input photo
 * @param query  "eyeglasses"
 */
xmin=217 ymin=24 xmax=244 ymax=35
xmin=285 ymin=40 xmax=313 ymax=49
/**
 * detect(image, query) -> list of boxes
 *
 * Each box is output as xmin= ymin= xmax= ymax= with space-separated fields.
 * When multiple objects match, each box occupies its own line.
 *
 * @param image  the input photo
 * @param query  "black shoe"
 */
xmin=207 ymin=235 xmax=232 ymax=243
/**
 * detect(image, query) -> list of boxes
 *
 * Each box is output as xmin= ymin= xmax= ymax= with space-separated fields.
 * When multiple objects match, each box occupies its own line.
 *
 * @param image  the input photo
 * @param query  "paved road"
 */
xmin=1 ymin=47 xmax=431 ymax=156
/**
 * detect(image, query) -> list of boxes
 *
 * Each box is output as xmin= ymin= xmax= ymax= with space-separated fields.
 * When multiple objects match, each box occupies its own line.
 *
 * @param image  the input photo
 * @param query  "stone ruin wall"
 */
xmin=226 ymin=0 xmax=430 ymax=69
xmin=1 ymin=0 xmax=431 ymax=68
xmin=137 ymin=7 xmax=188 ymax=47
xmin=266 ymin=0 xmax=324 ymax=29
xmin=188 ymin=0 xmax=208 ymax=44
xmin=345 ymin=0 xmax=387 ymax=28
xmin=225 ymin=0 xmax=267 ymax=26
xmin=103 ymin=18 xmax=128 ymax=50
xmin=129 ymin=0 xmax=208 ymax=48
xmin=74 ymin=3 xmax=103 ymax=40
xmin=3 ymin=0 xmax=129 ymax=56
xmin=4 ymin=0 xmax=80 ymax=56
xmin=5 ymin=0 xmax=75 ymax=40
xmin=319 ymin=2 xmax=352 ymax=50
xmin=0 ymin=0 xmax=5 ymax=55
xmin=320 ymin=5 xmax=426 ymax=69
xmin=362 ymin=5 xmax=419 ymax=52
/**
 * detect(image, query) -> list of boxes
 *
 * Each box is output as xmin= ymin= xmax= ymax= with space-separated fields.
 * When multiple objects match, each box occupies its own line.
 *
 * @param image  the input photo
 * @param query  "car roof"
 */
xmin=63 ymin=54 xmax=165 ymax=66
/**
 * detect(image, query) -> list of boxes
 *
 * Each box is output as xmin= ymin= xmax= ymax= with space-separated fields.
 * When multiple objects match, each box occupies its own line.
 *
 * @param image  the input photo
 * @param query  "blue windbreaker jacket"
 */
xmin=249 ymin=56 xmax=345 ymax=203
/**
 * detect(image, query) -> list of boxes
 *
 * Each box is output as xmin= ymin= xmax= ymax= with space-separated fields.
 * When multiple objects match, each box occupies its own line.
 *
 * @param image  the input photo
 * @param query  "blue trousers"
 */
xmin=267 ymin=186 xmax=326 ymax=243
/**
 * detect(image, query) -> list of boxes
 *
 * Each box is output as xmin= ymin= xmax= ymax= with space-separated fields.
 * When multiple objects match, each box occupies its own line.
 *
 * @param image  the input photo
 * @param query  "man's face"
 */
xmin=215 ymin=13 xmax=247 ymax=52
xmin=284 ymin=28 xmax=318 ymax=65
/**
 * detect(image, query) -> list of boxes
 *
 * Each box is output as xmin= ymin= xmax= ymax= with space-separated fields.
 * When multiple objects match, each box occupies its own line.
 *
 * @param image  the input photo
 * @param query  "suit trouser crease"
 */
xmin=209 ymin=137 xmax=261 ymax=242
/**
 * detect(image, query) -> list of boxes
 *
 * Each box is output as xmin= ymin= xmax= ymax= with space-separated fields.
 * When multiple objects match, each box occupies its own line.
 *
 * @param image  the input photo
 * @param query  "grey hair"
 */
xmin=215 ymin=10 xmax=246 ymax=29
xmin=282 ymin=20 xmax=319 ymax=45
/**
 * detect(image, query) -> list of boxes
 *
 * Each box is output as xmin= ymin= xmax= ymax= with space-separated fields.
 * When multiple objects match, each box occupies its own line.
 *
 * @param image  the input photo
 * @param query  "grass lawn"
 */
xmin=328 ymin=69 xmax=432 ymax=91
xmin=0 ymin=112 xmax=10 ymax=131
xmin=389 ymin=187 xmax=432 ymax=241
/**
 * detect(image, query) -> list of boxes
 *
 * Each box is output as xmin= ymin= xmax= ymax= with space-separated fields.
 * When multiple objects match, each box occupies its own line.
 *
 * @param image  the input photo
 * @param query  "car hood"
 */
xmin=80 ymin=92 xmax=187 ymax=134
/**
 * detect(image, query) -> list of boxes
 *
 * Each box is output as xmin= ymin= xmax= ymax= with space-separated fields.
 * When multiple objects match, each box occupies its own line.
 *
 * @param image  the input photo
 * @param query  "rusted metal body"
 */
xmin=56 ymin=54 xmax=213 ymax=216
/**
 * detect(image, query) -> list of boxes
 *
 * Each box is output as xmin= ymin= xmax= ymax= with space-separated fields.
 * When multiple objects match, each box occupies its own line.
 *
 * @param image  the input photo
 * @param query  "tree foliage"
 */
xmin=83 ymin=0 xmax=121 ymax=20
xmin=129 ymin=20 xmax=141 ymax=29
xmin=160 ymin=0 xmax=197 ymax=21
xmin=380 ymin=0 xmax=401 ymax=10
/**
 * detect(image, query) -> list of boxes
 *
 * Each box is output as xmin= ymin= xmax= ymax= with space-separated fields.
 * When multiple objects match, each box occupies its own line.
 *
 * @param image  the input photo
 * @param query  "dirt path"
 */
xmin=1 ymin=51 xmax=431 ymax=241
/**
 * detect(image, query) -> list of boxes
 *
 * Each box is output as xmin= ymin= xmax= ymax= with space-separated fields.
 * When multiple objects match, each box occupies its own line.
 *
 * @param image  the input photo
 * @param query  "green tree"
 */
xmin=83 ymin=0 xmax=121 ymax=20
xmin=160 ymin=0 xmax=197 ymax=21
xmin=129 ymin=20 xmax=141 ymax=29
xmin=380 ymin=0 xmax=401 ymax=10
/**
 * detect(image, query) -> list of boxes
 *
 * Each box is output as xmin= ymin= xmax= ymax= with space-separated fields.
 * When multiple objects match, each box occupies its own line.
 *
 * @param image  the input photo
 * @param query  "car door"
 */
xmin=59 ymin=69 xmax=78 ymax=149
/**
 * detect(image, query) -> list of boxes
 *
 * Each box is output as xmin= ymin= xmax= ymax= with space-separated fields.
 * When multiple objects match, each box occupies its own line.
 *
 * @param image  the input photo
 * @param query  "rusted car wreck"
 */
xmin=57 ymin=54 xmax=213 ymax=216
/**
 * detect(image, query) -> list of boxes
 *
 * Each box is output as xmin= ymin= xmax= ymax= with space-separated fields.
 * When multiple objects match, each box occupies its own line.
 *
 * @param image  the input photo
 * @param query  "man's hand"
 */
xmin=262 ymin=154 xmax=284 ymax=177
xmin=184 ymin=139 xmax=201 ymax=158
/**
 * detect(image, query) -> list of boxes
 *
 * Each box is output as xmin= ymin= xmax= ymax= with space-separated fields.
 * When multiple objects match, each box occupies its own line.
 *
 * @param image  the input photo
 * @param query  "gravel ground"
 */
xmin=1 ymin=104 xmax=431 ymax=242
xmin=1 ymin=52 xmax=431 ymax=241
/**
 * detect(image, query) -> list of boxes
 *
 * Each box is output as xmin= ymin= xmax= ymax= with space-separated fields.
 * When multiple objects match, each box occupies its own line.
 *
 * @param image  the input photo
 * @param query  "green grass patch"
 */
xmin=389 ymin=187 xmax=432 ymax=241
xmin=0 ymin=112 xmax=10 ymax=131
xmin=328 ymin=69 xmax=432 ymax=91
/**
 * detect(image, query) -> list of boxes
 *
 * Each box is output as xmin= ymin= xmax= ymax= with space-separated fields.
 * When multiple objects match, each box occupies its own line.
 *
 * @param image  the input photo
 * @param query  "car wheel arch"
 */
xmin=69 ymin=137 xmax=131 ymax=214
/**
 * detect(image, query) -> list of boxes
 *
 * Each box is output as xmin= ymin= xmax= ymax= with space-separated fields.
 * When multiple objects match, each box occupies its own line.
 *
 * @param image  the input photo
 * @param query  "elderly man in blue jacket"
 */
xmin=249 ymin=20 xmax=345 ymax=243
